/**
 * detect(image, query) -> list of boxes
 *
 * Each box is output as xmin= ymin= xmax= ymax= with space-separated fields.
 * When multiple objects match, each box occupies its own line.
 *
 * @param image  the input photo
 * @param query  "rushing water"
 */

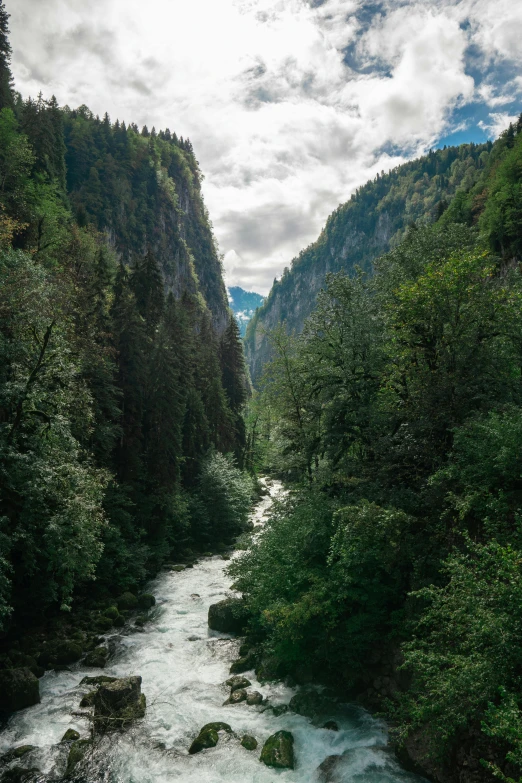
xmin=0 ymin=480 xmax=424 ymax=783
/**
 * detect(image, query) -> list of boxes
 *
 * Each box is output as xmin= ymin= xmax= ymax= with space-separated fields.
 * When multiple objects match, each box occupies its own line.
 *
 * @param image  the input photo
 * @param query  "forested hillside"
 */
xmin=236 ymin=117 xmax=522 ymax=782
xmin=0 ymin=0 xmax=250 ymax=643
xmin=245 ymin=141 xmax=492 ymax=381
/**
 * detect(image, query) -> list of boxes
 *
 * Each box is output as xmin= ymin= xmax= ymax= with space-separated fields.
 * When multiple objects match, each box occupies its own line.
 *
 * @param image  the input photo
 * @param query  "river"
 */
xmin=0 ymin=479 xmax=424 ymax=782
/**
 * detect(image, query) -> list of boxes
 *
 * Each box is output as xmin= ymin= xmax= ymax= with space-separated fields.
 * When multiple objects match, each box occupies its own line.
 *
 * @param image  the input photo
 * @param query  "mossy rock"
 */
xmin=271 ymin=704 xmax=289 ymax=717
xmin=1 ymin=746 xmax=36 ymax=763
xmin=137 ymin=594 xmax=155 ymax=610
xmin=66 ymin=739 xmax=92 ymax=775
xmin=171 ymin=565 xmax=185 ymax=572
xmin=92 ymin=676 xmax=146 ymax=731
xmin=188 ymin=722 xmax=232 ymax=755
xmin=103 ymin=606 xmax=119 ymax=620
xmin=241 ymin=735 xmax=258 ymax=751
xmin=189 ymin=728 xmax=218 ymax=754
xmin=260 ymin=730 xmax=295 ymax=769
xmin=113 ymin=614 xmax=125 ymax=628
xmin=95 ymin=616 xmax=113 ymax=632
xmin=255 ymin=655 xmax=284 ymax=682
xmin=0 ymin=669 xmax=40 ymax=713
xmin=289 ymin=688 xmax=337 ymax=718
xmin=61 ymin=729 xmax=80 ymax=742
xmin=80 ymin=675 xmax=117 ymax=687
xmin=246 ymin=690 xmax=263 ymax=705
xmin=225 ymin=675 xmax=251 ymax=691
xmin=79 ymin=690 xmax=96 ymax=708
xmin=116 ymin=592 xmax=138 ymax=611
xmin=223 ymin=688 xmax=247 ymax=705
xmin=134 ymin=615 xmax=148 ymax=627
xmin=229 ymin=652 xmax=255 ymax=674
xmin=52 ymin=641 xmax=83 ymax=666
xmin=83 ymin=647 xmax=108 ymax=668
xmin=0 ymin=768 xmax=39 ymax=783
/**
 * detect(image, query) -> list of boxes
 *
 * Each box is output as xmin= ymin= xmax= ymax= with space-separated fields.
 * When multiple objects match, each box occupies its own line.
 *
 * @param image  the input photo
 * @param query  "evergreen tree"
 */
xmin=0 ymin=2 xmax=13 ymax=111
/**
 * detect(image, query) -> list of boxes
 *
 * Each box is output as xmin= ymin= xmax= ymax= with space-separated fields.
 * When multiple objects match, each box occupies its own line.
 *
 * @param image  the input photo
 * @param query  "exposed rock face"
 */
xmin=260 ymin=730 xmax=295 ymax=769
xmin=244 ymin=144 xmax=490 ymax=384
xmin=208 ymin=598 xmax=248 ymax=634
xmin=0 ymin=668 xmax=40 ymax=713
xmin=92 ymin=676 xmax=146 ymax=731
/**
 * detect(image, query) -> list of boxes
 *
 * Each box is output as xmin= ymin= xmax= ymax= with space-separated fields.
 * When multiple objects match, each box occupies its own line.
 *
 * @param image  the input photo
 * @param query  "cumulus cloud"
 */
xmin=7 ymin=0 xmax=521 ymax=293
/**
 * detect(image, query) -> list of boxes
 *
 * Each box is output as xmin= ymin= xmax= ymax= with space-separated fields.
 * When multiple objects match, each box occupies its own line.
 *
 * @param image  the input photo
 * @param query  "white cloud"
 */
xmin=7 ymin=0 xmax=520 ymax=293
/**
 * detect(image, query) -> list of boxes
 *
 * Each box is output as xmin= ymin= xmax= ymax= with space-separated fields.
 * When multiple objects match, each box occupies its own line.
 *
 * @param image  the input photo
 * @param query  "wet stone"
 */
xmin=260 ymin=730 xmax=295 ymax=769
xmin=225 ymin=675 xmax=251 ymax=691
xmin=241 ymin=735 xmax=258 ymax=751
xmin=223 ymin=687 xmax=247 ymax=705
xmin=246 ymin=690 xmax=263 ymax=705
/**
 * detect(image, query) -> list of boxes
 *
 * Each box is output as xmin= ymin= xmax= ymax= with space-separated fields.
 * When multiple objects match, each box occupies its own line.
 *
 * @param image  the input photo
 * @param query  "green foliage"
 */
xmin=398 ymin=541 xmax=522 ymax=767
xmin=0 ymin=8 xmax=248 ymax=633
xmin=194 ymin=451 xmax=254 ymax=545
xmin=240 ymin=116 xmax=522 ymax=776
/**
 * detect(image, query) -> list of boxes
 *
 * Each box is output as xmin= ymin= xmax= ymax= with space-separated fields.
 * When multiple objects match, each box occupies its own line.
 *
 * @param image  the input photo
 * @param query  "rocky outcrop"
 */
xmin=260 ymin=730 xmax=295 ymax=769
xmin=0 ymin=669 xmax=40 ymax=713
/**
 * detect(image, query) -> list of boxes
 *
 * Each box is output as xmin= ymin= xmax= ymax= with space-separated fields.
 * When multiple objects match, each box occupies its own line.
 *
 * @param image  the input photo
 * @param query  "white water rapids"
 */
xmin=0 ymin=480 xmax=424 ymax=782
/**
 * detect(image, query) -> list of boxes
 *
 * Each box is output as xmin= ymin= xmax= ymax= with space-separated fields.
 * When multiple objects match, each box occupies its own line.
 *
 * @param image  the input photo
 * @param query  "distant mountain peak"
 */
xmin=227 ymin=286 xmax=264 ymax=337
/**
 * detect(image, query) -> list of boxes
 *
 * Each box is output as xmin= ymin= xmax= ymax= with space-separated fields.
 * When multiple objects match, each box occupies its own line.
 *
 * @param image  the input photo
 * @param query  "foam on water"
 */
xmin=0 ymin=481 xmax=425 ymax=782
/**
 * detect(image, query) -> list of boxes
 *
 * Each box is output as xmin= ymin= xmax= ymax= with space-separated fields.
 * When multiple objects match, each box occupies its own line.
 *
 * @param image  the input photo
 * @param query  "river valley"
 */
xmin=0 ymin=481 xmax=424 ymax=783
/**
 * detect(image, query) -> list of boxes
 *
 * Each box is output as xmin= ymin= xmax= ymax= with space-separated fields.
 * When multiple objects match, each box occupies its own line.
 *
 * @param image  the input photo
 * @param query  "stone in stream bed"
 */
xmin=225 ymin=675 xmax=251 ymax=691
xmin=223 ymin=687 xmax=247 ymax=705
xmin=189 ymin=722 xmax=232 ymax=754
xmin=260 ymin=730 xmax=295 ymax=769
xmin=229 ymin=652 xmax=256 ymax=674
xmin=241 ymin=735 xmax=258 ymax=751
xmin=66 ymin=739 xmax=92 ymax=775
xmin=61 ymin=729 xmax=80 ymax=742
xmin=83 ymin=646 xmax=109 ymax=668
xmin=81 ymin=676 xmax=146 ymax=732
xmin=0 ymin=746 xmax=36 ymax=763
xmin=0 ymin=668 xmax=40 ymax=713
xmin=246 ymin=690 xmax=263 ymax=705
xmin=323 ymin=720 xmax=339 ymax=731
xmin=208 ymin=597 xmax=248 ymax=634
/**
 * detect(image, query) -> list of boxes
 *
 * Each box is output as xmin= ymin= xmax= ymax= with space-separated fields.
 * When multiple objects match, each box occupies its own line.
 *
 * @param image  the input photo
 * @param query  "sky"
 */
xmin=7 ymin=0 xmax=522 ymax=294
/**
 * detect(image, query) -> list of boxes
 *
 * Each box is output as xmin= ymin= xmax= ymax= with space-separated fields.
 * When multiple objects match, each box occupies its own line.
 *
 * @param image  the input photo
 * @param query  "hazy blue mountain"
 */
xmin=228 ymin=286 xmax=264 ymax=336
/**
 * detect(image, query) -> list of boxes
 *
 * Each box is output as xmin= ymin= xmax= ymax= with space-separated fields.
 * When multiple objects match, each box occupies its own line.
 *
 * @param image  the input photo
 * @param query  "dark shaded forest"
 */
xmin=0 ymin=1 xmax=252 ymax=645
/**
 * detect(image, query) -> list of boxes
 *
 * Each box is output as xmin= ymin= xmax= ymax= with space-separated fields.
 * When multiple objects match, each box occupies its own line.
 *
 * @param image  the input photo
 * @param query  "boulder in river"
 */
xmin=189 ymin=722 xmax=232 ymax=755
xmin=208 ymin=598 xmax=248 ymax=634
xmin=289 ymin=687 xmax=337 ymax=718
xmin=229 ymin=652 xmax=256 ymax=674
xmin=51 ymin=640 xmax=83 ymax=666
xmin=0 ymin=668 xmax=40 ymax=713
xmin=260 ymin=730 xmax=295 ymax=769
xmin=83 ymin=646 xmax=109 ymax=668
xmin=223 ymin=688 xmax=247 ymax=705
xmin=246 ymin=690 xmax=263 ymax=705
xmin=61 ymin=729 xmax=80 ymax=742
xmin=92 ymin=676 xmax=146 ymax=731
xmin=323 ymin=720 xmax=339 ymax=731
xmin=225 ymin=675 xmax=251 ymax=691
xmin=66 ymin=739 xmax=92 ymax=775
xmin=241 ymin=735 xmax=258 ymax=751
xmin=0 ymin=746 xmax=36 ymax=763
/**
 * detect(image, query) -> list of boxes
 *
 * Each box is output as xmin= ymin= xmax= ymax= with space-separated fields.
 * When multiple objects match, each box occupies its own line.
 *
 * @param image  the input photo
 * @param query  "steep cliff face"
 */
xmin=245 ymin=142 xmax=491 ymax=381
xmin=63 ymin=110 xmax=229 ymax=332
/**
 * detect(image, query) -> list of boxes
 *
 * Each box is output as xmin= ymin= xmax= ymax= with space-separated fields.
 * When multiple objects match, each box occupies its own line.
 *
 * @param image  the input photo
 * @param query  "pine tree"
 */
xmin=130 ymin=249 xmax=165 ymax=337
xmin=0 ymin=1 xmax=13 ymax=111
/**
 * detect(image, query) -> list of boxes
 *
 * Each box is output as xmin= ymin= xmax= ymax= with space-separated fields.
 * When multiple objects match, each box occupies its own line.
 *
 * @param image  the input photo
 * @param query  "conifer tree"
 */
xmin=0 ymin=1 xmax=13 ymax=111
